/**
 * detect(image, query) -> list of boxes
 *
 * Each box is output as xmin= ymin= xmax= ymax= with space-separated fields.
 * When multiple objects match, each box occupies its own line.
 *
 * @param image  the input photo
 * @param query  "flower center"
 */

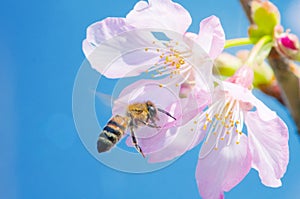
xmin=144 ymin=40 xmax=192 ymax=79
xmin=199 ymin=96 xmax=244 ymax=158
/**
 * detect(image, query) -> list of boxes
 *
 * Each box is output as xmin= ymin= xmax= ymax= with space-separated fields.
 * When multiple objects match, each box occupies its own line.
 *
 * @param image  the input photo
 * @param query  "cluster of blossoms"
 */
xmin=83 ymin=0 xmax=289 ymax=198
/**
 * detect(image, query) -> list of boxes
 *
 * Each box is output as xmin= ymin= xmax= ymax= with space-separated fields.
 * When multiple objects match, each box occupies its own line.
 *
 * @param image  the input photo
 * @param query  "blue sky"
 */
xmin=1 ymin=0 xmax=300 ymax=198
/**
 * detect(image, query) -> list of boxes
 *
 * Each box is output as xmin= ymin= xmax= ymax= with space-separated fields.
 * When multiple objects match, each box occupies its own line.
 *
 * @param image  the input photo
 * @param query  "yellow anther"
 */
xmin=145 ymin=48 xmax=149 ymax=51
xmin=239 ymin=132 xmax=242 ymax=135
xmin=225 ymin=102 xmax=230 ymax=108
xmin=213 ymin=132 xmax=217 ymax=135
xmin=226 ymin=131 xmax=230 ymax=134
xmin=179 ymin=59 xmax=185 ymax=65
xmin=220 ymin=137 xmax=224 ymax=141
xmin=214 ymin=147 xmax=218 ymax=150
xmin=194 ymin=121 xmax=197 ymax=124
xmin=170 ymin=75 xmax=173 ymax=79
xmin=236 ymin=121 xmax=240 ymax=125
xmin=171 ymin=62 xmax=175 ymax=66
xmin=235 ymin=129 xmax=239 ymax=133
xmin=176 ymin=63 xmax=181 ymax=69
xmin=203 ymin=124 xmax=207 ymax=130
xmin=159 ymin=84 xmax=163 ymax=88
xmin=175 ymin=83 xmax=179 ymax=87
xmin=156 ymin=48 xmax=160 ymax=52
xmin=236 ymin=141 xmax=240 ymax=144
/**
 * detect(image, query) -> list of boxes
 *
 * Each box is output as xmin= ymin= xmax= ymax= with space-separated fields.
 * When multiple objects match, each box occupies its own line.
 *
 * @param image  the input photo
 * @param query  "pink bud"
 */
xmin=226 ymin=66 xmax=254 ymax=89
xmin=275 ymin=26 xmax=300 ymax=60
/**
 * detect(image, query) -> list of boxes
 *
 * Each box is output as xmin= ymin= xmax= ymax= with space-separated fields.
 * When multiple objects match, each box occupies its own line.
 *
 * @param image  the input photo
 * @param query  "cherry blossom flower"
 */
xmin=84 ymin=0 xmax=226 ymax=162
xmin=82 ymin=0 xmax=225 ymax=80
xmin=194 ymin=66 xmax=289 ymax=198
xmin=115 ymin=66 xmax=289 ymax=198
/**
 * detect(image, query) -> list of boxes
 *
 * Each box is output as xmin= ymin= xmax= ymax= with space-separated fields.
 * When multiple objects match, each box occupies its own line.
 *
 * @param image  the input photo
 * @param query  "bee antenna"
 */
xmin=157 ymin=108 xmax=176 ymax=120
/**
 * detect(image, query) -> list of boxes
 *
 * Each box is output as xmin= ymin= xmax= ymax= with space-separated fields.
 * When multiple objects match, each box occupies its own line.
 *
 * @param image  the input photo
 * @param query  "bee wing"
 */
xmin=94 ymin=90 xmax=128 ymax=113
xmin=94 ymin=91 xmax=114 ymax=108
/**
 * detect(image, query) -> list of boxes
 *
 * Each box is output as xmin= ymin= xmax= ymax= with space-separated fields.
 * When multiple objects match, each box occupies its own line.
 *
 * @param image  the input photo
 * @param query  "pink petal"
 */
xmin=140 ymin=90 xmax=210 ymax=162
xmin=146 ymin=113 xmax=205 ymax=163
xmin=196 ymin=134 xmax=251 ymax=199
xmin=221 ymin=81 xmax=278 ymax=121
xmin=226 ymin=66 xmax=254 ymax=89
xmin=112 ymin=78 xmax=181 ymax=115
xmin=126 ymin=0 xmax=192 ymax=34
xmin=85 ymin=28 xmax=163 ymax=78
xmin=142 ymin=90 xmax=210 ymax=162
xmin=83 ymin=18 xmax=170 ymax=78
xmin=245 ymin=110 xmax=289 ymax=187
xmin=82 ymin=17 xmax=134 ymax=57
xmin=196 ymin=16 xmax=225 ymax=59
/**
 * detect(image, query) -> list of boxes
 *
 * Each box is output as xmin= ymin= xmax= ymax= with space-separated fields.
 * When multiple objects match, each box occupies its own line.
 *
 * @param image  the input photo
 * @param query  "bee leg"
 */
xmin=137 ymin=119 xmax=161 ymax=128
xmin=157 ymin=108 xmax=176 ymax=120
xmin=130 ymin=126 xmax=145 ymax=158
xmin=150 ymin=117 xmax=159 ymax=127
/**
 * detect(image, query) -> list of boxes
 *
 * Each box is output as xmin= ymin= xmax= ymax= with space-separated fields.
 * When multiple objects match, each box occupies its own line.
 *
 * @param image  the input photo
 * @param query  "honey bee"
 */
xmin=97 ymin=101 xmax=176 ymax=157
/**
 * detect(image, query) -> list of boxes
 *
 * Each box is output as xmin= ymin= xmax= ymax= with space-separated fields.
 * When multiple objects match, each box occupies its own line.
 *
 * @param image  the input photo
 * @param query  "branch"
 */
xmin=267 ymin=49 xmax=300 ymax=133
xmin=239 ymin=0 xmax=300 ymax=134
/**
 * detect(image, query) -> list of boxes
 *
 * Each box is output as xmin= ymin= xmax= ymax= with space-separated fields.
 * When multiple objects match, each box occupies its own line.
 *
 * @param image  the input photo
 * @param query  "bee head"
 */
xmin=146 ymin=101 xmax=157 ymax=117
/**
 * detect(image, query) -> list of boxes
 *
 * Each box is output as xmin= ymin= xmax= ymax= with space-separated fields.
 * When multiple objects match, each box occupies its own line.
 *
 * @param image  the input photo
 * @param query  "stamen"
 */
xmin=200 ymin=98 xmax=245 ymax=158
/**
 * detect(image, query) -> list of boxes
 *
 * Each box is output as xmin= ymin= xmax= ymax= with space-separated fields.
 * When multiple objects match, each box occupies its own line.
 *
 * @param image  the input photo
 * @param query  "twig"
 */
xmin=239 ymin=0 xmax=300 ymax=134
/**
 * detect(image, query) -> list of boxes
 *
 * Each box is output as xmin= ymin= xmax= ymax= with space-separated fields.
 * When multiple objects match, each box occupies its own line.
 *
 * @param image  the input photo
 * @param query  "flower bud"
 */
xmin=274 ymin=26 xmax=300 ymax=61
xmin=248 ymin=1 xmax=281 ymax=43
xmin=213 ymin=53 xmax=242 ymax=77
xmin=226 ymin=66 xmax=254 ymax=89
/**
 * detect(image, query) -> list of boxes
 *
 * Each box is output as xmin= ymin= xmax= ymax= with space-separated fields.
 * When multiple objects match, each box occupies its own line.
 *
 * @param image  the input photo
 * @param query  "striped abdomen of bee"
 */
xmin=97 ymin=115 xmax=129 ymax=153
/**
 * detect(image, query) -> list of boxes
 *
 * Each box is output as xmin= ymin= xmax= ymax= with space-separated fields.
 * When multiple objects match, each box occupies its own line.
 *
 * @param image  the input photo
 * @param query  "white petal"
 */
xmin=245 ymin=110 xmax=289 ymax=187
xmin=196 ymin=134 xmax=251 ymax=198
